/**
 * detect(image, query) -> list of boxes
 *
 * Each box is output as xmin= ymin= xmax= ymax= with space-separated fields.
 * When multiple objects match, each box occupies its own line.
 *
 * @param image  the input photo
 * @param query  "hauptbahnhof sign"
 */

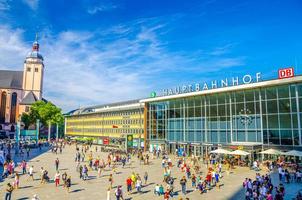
xmin=161 ymin=72 xmax=261 ymax=97
xmin=150 ymin=68 xmax=295 ymax=98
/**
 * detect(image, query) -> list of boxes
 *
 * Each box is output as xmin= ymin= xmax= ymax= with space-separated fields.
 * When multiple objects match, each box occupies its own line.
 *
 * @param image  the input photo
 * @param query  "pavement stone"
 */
xmin=0 ymin=145 xmax=301 ymax=200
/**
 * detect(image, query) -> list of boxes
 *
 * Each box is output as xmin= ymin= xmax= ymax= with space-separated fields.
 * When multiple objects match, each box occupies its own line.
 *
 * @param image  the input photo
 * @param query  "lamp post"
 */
xmin=48 ymin=121 xmax=51 ymax=142
xmin=36 ymin=119 xmax=40 ymax=143
xmin=56 ymin=123 xmax=59 ymax=141
xmin=15 ymin=119 xmax=21 ymax=155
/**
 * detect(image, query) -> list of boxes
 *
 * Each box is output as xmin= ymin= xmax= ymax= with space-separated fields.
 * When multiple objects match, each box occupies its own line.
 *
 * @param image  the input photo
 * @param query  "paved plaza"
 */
xmin=0 ymin=145 xmax=301 ymax=200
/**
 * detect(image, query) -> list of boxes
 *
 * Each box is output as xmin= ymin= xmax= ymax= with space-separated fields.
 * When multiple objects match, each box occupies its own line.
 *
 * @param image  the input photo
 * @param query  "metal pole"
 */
xmin=48 ymin=121 xmax=51 ymax=142
xmin=56 ymin=123 xmax=59 ymax=141
xmin=15 ymin=121 xmax=20 ymax=154
xmin=36 ymin=119 xmax=39 ymax=143
xmin=125 ymin=134 xmax=127 ymax=153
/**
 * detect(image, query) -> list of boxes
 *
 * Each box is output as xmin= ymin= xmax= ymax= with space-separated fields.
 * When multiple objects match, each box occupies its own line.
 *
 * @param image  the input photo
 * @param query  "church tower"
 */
xmin=22 ymin=34 xmax=44 ymax=100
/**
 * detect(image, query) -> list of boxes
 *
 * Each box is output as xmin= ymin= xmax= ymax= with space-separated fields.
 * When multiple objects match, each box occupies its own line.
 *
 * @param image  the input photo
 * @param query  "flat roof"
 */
xmin=140 ymin=75 xmax=302 ymax=103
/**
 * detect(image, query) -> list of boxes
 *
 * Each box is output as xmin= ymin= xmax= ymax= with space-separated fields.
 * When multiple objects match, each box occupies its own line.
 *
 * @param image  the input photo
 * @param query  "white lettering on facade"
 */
xmin=232 ymin=77 xmax=239 ymax=86
xmin=211 ymin=81 xmax=217 ymax=89
xmin=203 ymin=83 xmax=208 ymax=90
xmin=256 ymin=72 xmax=261 ymax=82
xmin=195 ymin=83 xmax=200 ymax=92
xmin=243 ymin=75 xmax=252 ymax=84
xmin=221 ymin=78 xmax=228 ymax=87
xmin=161 ymin=72 xmax=263 ymax=96
xmin=182 ymin=85 xmax=187 ymax=93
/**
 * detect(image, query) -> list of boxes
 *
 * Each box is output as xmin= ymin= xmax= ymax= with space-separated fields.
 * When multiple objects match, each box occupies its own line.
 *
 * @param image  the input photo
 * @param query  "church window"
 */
xmin=35 ymin=68 xmax=38 ymax=72
xmin=27 ymin=67 xmax=31 ymax=72
xmin=0 ymin=92 xmax=7 ymax=123
xmin=10 ymin=92 xmax=17 ymax=123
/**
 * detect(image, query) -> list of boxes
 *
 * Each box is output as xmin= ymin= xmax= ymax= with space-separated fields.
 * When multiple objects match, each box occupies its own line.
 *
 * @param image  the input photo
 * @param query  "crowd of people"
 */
xmin=1 ymin=139 xmax=301 ymax=200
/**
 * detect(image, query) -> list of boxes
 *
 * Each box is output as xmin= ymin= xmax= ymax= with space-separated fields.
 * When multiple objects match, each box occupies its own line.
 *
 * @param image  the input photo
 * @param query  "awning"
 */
xmin=259 ymin=148 xmax=283 ymax=155
xmin=283 ymin=150 xmax=302 ymax=157
xmin=210 ymin=148 xmax=231 ymax=154
xmin=229 ymin=149 xmax=250 ymax=156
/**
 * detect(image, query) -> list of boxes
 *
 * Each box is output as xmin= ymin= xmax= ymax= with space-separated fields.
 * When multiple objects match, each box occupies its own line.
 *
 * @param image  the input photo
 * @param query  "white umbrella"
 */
xmin=210 ymin=148 xmax=231 ymax=154
xmin=259 ymin=148 xmax=283 ymax=155
xmin=284 ymin=150 xmax=302 ymax=157
xmin=229 ymin=149 xmax=250 ymax=156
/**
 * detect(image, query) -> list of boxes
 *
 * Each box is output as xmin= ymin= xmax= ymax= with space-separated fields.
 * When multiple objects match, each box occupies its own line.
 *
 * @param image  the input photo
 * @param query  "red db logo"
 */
xmin=278 ymin=68 xmax=294 ymax=79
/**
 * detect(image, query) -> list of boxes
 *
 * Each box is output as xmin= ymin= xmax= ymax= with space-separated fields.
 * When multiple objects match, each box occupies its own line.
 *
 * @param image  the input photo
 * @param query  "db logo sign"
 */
xmin=278 ymin=68 xmax=294 ymax=79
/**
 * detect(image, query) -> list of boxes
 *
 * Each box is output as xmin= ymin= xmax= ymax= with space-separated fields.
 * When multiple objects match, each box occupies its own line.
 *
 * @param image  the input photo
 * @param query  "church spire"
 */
xmin=32 ymin=33 xmax=39 ymax=51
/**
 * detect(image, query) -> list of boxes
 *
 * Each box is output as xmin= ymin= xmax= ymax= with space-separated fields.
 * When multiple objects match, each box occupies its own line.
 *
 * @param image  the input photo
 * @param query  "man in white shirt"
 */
xmin=278 ymin=166 xmax=283 ymax=181
xmin=28 ymin=166 xmax=34 ymax=181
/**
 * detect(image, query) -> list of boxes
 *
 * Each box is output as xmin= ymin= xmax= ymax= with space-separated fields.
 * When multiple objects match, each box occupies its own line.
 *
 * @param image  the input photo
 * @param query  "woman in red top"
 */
xmin=126 ymin=177 xmax=132 ymax=194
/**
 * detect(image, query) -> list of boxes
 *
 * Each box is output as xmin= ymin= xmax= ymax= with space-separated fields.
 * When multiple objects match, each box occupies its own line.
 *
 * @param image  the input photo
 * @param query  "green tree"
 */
xmin=20 ymin=101 xmax=64 ymax=140
xmin=21 ymin=113 xmax=31 ymax=129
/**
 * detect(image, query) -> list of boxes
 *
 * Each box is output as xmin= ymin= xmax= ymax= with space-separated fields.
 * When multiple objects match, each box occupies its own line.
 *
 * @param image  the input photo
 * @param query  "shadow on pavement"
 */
xmin=71 ymin=188 xmax=85 ymax=193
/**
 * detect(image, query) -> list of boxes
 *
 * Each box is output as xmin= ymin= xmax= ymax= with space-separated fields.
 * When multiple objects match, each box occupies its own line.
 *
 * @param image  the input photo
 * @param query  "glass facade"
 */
xmin=147 ymin=83 xmax=302 ymax=147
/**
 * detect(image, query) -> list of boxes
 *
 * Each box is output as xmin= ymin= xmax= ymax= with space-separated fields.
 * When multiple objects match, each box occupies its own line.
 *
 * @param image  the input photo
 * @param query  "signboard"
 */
xmin=156 ymin=72 xmax=261 ymax=97
xmin=127 ymin=134 xmax=133 ymax=147
xmin=103 ymin=138 xmax=109 ymax=145
xmin=278 ymin=67 xmax=294 ymax=79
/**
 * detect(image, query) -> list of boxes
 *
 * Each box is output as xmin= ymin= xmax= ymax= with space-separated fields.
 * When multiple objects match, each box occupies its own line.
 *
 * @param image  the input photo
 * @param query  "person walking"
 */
xmin=55 ymin=158 xmax=59 ymax=171
xmin=54 ymin=171 xmax=60 ymax=187
xmin=13 ymin=173 xmax=20 ymax=189
xmin=5 ymin=183 xmax=14 ymax=200
xmin=136 ymin=178 xmax=142 ymax=193
xmin=144 ymin=172 xmax=148 ymax=185
xmin=66 ymin=176 xmax=71 ymax=193
xmin=180 ymin=176 xmax=187 ymax=195
xmin=62 ymin=172 xmax=67 ymax=187
xmin=115 ymin=185 xmax=123 ymax=200
xmin=126 ymin=176 xmax=132 ymax=194
xmin=109 ymin=174 xmax=113 ymax=189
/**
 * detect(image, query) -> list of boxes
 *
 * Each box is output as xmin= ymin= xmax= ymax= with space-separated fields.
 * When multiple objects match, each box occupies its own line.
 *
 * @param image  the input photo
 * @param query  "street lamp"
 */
xmin=15 ymin=116 xmax=21 ymax=155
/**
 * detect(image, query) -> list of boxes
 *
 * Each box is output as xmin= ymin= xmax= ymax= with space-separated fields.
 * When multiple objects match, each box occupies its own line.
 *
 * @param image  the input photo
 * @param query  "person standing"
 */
xmin=5 ymin=183 xmax=14 ymax=200
xmin=55 ymin=158 xmax=59 ymax=171
xmin=21 ymin=160 xmax=27 ymax=174
xmin=180 ymin=176 xmax=187 ymax=195
xmin=28 ymin=166 xmax=34 ymax=181
xmin=144 ymin=172 xmax=148 ymax=185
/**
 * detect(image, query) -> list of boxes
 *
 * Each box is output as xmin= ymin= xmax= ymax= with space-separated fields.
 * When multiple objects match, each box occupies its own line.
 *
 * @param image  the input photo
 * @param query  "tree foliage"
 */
xmin=21 ymin=101 xmax=64 ymax=128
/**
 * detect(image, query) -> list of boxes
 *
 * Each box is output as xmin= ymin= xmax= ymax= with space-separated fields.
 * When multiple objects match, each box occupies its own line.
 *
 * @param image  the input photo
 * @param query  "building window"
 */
xmin=27 ymin=67 xmax=31 ymax=72
xmin=25 ymin=106 xmax=30 ymax=112
xmin=35 ymin=68 xmax=38 ymax=72
xmin=10 ymin=92 xmax=17 ymax=123
xmin=0 ymin=92 xmax=7 ymax=123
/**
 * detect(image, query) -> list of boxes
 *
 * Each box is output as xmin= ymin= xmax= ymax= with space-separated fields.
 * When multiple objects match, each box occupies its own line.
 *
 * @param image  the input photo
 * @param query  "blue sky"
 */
xmin=0 ymin=0 xmax=302 ymax=111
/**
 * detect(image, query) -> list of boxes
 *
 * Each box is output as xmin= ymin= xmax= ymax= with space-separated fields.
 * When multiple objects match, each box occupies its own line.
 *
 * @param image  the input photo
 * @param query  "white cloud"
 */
xmin=0 ymin=23 xmax=245 ymax=112
xmin=87 ymin=3 xmax=117 ymax=15
xmin=22 ymin=0 xmax=39 ymax=10
xmin=0 ymin=26 xmax=28 ymax=69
